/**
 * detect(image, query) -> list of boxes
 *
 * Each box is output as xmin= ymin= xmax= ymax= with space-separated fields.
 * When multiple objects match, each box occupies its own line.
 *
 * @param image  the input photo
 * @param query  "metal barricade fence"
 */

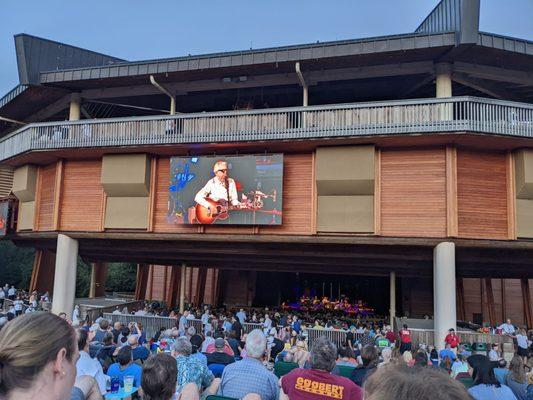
xmin=305 ymin=328 xmax=362 ymax=347
xmin=243 ymin=322 xmax=263 ymax=334
xmin=104 ymin=313 xmax=177 ymax=339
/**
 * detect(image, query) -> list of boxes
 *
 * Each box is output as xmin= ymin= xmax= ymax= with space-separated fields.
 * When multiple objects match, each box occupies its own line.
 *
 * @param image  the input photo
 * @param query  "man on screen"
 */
xmin=194 ymin=160 xmax=243 ymax=217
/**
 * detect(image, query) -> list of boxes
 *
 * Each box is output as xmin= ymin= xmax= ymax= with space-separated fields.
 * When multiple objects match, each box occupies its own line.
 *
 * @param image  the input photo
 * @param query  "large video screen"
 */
xmin=168 ymin=154 xmax=283 ymax=225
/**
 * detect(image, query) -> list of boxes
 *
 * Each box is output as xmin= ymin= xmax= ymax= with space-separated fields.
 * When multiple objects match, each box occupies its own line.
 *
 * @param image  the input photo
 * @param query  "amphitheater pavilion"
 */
xmin=0 ymin=0 xmax=532 ymax=348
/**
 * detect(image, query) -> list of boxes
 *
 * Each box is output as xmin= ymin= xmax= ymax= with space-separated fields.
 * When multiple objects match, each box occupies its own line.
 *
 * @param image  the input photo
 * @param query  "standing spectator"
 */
xmin=13 ymin=295 xmax=23 ymax=316
xmin=0 ymin=286 xmax=5 ymax=308
xmin=76 ymin=329 xmax=108 ymax=395
xmin=7 ymin=285 xmax=16 ymax=300
xmin=514 ymin=328 xmax=530 ymax=364
xmin=0 ymin=312 xmax=80 ymax=400
xmin=346 ymin=325 xmax=357 ymax=351
xmin=281 ymin=336 xmax=362 ymax=400
xmin=231 ymin=314 xmax=243 ymax=341
xmin=218 ymin=329 xmax=278 ymax=400
xmin=107 ymin=346 xmax=142 ymax=388
xmin=179 ymin=310 xmax=189 ymax=334
xmin=236 ymin=308 xmax=247 ymax=324
xmin=399 ymin=324 xmax=412 ymax=354
xmin=172 ymin=337 xmax=219 ymax=396
xmin=292 ymin=315 xmax=301 ymax=334
xmin=499 ymin=319 xmax=516 ymax=335
xmin=72 ymin=305 xmax=80 ymax=326
xmin=466 ymin=355 xmax=517 ymax=400
xmin=505 ymin=355 xmax=528 ymax=400
xmin=445 ymin=328 xmax=460 ymax=350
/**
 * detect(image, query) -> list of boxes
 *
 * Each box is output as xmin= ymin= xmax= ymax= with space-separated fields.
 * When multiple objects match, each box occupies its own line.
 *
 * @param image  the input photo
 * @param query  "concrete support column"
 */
xmin=51 ymin=234 xmax=79 ymax=316
xmin=434 ymin=242 xmax=457 ymax=350
xmin=389 ymin=271 xmax=396 ymax=328
xmin=435 ymin=63 xmax=452 ymax=98
xmin=179 ymin=263 xmax=186 ymax=313
xmin=89 ymin=264 xmax=97 ymax=298
xmin=69 ymin=93 xmax=81 ymax=121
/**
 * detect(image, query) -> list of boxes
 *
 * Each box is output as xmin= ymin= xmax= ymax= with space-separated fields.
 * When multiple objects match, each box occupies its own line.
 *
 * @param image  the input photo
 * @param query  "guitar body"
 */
xmin=195 ymin=198 xmax=229 ymax=224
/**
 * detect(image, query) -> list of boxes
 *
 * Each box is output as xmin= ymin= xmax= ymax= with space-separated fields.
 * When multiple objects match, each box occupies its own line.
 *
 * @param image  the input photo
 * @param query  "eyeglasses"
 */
xmin=217 ymin=169 xmax=227 ymax=173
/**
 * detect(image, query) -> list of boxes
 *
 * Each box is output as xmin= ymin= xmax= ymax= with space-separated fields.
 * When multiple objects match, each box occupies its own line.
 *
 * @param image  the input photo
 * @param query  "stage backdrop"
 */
xmin=168 ymin=154 xmax=283 ymax=225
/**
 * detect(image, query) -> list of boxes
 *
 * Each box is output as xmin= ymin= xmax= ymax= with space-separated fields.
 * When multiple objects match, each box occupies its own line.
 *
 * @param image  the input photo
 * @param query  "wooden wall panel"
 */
xmin=463 ymin=278 xmax=482 ymax=323
xmin=36 ymin=163 xmax=56 ymax=231
xmin=380 ymin=148 xmax=447 ymax=237
xmin=260 ymin=153 xmax=313 ymax=235
xmin=153 ymin=154 xmax=313 ymax=235
xmin=503 ymin=279 xmax=524 ymax=326
xmin=59 ymin=160 xmax=103 ymax=231
xmin=457 ymin=150 xmax=509 ymax=239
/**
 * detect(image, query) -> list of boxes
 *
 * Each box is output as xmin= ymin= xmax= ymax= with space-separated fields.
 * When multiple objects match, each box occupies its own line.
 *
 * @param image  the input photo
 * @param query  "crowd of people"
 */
xmin=1 ymin=286 xmax=533 ymax=399
xmin=0 ymin=300 xmax=532 ymax=399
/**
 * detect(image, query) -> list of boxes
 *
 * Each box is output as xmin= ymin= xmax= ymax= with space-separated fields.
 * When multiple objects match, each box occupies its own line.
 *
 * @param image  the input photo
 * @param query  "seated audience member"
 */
xmin=76 ymin=329 xmax=108 ymax=394
xmin=364 ymin=363 xmax=472 ymax=400
xmin=378 ymin=347 xmax=392 ymax=369
xmin=218 ymin=329 xmax=279 ymax=400
xmin=141 ymin=352 xmax=201 ymax=400
xmin=504 ymin=355 xmax=527 ymax=400
xmin=280 ymin=336 xmax=363 ymax=399
xmin=111 ymin=321 xmax=123 ymax=344
xmin=429 ymin=348 xmax=439 ymax=367
xmin=274 ymin=352 xmax=299 ymax=378
xmin=0 ymin=312 xmax=82 ymax=400
xmin=451 ymin=354 xmax=469 ymax=379
xmin=336 ymin=346 xmax=357 ymax=367
xmin=350 ymin=345 xmax=379 ymax=387
xmin=107 ymin=346 xmax=142 ymax=388
xmin=92 ymin=319 xmax=109 ymax=343
xmin=204 ymin=333 xmax=235 ymax=356
xmin=190 ymin=334 xmax=207 ymax=366
xmin=206 ymin=338 xmax=235 ymax=366
xmin=526 ymin=374 xmax=533 ymax=400
xmin=172 ymin=337 xmax=219 ymax=397
xmin=466 ymin=355 xmax=517 ymax=400
xmin=493 ymin=358 xmax=509 ymax=385
xmin=488 ymin=343 xmax=500 ymax=362
xmin=413 ymin=350 xmax=429 ymax=368
xmin=201 ymin=330 xmax=215 ymax=352
xmin=128 ymin=334 xmax=149 ymax=362
xmin=226 ymin=330 xmax=241 ymax=358
xmin=439 ymin=343 xmax=456 ymax=364
xmin=292 ymin=339 xmax=310 ymax=368
xmin=95 ymin=331 xmax=116 ymax=372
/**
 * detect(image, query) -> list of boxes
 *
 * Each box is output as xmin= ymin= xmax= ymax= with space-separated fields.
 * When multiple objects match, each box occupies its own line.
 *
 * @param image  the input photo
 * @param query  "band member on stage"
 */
xmin=194 ymin=160 xmax=243 ymax=215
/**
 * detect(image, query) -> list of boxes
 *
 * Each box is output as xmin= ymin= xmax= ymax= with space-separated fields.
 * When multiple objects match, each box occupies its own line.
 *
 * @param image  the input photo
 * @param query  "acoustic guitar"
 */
xmin=195 ymin=198 xmax=241 ymax=224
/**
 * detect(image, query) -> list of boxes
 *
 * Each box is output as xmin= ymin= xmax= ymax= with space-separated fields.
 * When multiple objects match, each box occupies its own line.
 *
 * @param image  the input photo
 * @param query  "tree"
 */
xmin=0 ymin=241 xmax=34 ymax=289
xmin=106 ymin=263 xmax=137 ymax=293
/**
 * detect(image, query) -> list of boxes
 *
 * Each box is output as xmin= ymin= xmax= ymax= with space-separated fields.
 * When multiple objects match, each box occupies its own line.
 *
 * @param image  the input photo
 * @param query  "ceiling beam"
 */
xmin=454 ymin=62 xmax=533 ymax=86
xmin=452 ymin=73 xmax=517 ymax=101
xmin=80 ymin=62 xmax=435 ymax=100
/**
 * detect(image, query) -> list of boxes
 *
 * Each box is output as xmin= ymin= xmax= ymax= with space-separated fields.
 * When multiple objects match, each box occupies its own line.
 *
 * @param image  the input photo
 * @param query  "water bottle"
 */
xmin=105 ymin=376 xmax=111 ymax=392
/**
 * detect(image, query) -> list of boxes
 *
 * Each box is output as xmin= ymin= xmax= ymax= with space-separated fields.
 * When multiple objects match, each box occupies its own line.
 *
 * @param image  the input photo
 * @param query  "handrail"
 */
xmin=0 ymin=96 xmax=532 ymax=162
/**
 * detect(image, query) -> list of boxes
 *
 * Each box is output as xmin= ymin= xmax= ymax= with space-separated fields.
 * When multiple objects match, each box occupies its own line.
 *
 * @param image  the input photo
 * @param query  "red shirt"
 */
xmin=281 ymin=368 xmax=362 ymax=400
xmin=385 ymin=331 xmax=397 ymax=343
xmin=400 ymin=329 xmax=411 ymax=343
xmin=445 ymin=333 xmax=460 ymax=348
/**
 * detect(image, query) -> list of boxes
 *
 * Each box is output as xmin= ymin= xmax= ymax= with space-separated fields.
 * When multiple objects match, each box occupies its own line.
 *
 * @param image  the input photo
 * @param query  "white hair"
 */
xmin=173 ymin=337 xmax=192 ymax=356
xmin=245 ymin=329 xmax=267 ymax=359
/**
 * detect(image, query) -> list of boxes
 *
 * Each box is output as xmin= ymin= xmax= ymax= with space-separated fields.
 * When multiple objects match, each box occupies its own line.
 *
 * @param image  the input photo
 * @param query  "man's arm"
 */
xmin=228 ymin=179 xmax=240 ymax=207
xmin=194 ymin=180 xmax=214 ymax=209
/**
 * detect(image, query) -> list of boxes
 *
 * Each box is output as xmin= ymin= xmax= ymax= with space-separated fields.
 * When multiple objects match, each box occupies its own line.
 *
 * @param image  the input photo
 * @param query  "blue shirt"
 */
xmin=468 ymin=384 xmax=517 ymax=400
xmin=439 ymin=348 xmax=456 ymax=362
xmin=190 ymin=352 xmax=208 ymax=366
xmin=176 ymin=355 xmax=214 ymax=394
xmin=132 ymin=346 xmax=149 ymax=361
xmin=494 ymin=368 xmax=509 ymax=385
xmin=107 ymin=363 xmax=142 ymax=387
xmin=218 ymin=357 xmax=279 ymax=400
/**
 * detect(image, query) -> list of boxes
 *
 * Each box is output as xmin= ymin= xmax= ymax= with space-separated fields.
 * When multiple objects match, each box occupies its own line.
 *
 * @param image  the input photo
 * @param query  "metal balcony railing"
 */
xmin=0 ymin=96 xmax=532 ymax=162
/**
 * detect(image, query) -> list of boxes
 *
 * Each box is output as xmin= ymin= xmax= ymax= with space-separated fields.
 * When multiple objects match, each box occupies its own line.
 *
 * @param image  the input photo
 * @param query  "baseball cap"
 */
xmin=215 ymin=338 xmax=225 ymax=349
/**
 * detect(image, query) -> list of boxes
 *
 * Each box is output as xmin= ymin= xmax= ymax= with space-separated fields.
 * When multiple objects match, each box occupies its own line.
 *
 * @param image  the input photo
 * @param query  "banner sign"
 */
xmin=168 ymin=154 xmax=283 ymax=225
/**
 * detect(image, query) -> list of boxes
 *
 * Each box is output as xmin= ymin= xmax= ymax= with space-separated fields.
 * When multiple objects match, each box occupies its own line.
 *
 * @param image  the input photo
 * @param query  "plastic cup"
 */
xmin=124 ymin=375 xmax=134 ymax=392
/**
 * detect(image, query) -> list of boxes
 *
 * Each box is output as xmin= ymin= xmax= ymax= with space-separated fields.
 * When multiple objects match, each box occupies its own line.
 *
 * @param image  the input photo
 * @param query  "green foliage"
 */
xmin=0 ymin=241 xmax=137 ymax=296
xmin=0 ymin=240 xmax=35 ymax=289
xmin=106 ymin=263 xmax=137 ymax=293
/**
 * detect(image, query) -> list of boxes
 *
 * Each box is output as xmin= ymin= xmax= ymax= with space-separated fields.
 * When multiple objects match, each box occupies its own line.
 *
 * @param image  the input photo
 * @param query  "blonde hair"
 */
xmin=0 ymin=312 xmax=76 ymax=396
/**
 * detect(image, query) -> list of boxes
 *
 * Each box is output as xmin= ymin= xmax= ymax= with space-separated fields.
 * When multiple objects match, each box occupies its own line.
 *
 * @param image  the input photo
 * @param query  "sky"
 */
xmin=1 ymin=0 xmax=532 ymax=96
